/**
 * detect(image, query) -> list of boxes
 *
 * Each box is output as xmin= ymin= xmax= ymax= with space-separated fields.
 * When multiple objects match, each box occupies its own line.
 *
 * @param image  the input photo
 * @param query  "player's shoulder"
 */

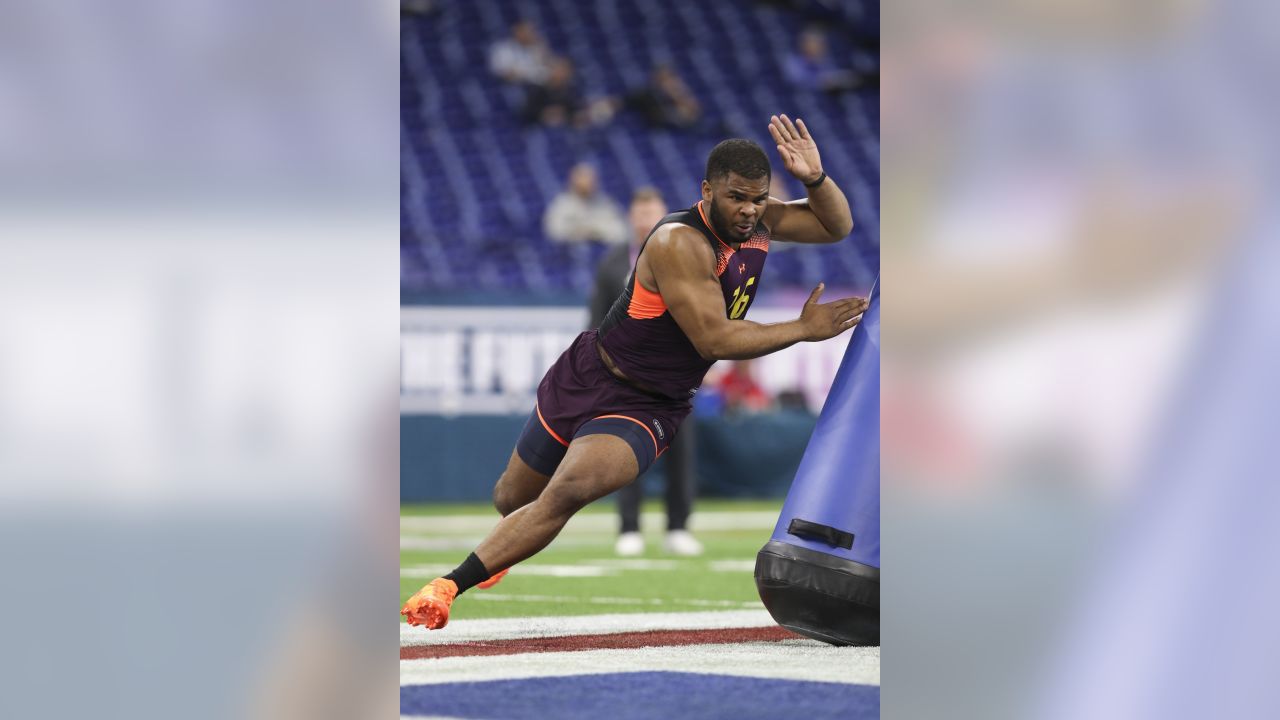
xmin=647 ymin=222 xmax=715 ymax=266
xmin=648 ymin=221 xmax=708 ymax=250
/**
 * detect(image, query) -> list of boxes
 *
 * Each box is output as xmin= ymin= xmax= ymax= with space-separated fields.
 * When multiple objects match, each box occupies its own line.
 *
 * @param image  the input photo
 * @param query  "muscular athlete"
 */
xmin=402 ymin=115 xmax=868 ymax=629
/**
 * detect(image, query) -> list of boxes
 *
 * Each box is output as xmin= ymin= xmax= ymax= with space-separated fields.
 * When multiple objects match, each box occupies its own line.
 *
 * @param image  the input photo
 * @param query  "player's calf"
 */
xmin=533 ymin=470 xmax=602 ymax=519
xmin=492 ymin=483 xmax=523 ymax=517
xmin=491 ymin=448 xmax=553 ymax=516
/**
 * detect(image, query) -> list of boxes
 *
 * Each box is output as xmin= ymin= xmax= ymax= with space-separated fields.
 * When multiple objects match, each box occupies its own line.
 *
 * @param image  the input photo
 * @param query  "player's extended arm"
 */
xmin=762 ymin=114 xmax=854 ymax=243
xmin=646 ymin=226 xmax=867 ymax=361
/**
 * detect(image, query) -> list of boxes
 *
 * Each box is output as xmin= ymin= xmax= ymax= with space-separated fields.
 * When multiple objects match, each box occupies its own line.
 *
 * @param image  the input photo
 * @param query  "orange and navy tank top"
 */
xmin=597 ymin=200 xmax=771 ymax=401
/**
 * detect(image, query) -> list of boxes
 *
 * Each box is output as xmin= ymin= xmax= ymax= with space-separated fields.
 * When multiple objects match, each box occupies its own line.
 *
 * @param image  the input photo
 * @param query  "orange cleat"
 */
xmin=476 ymin=568 xmax=509 ymax=589
xmin=400 ymin=578 xmax=458 ymax=629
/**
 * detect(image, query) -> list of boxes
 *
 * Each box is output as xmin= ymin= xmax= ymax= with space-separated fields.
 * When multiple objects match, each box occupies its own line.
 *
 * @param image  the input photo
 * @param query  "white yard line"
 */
xmin=402 ymin=558 xmax=758 ymax=577
xmin=401 ymin=609 xmax=777 ymax=645
xmin=400 ymin=641 xmax=881 ymax=687
xmin=464 ymin=593 xmax=762 ymax=610
xmin=400 ymin=537 xmax=485 ymax=551
xmin=402 ymin=564 xmax=615 ymax=578
xmin=401 ymin=511 xmax=779 ymax=535
xmin=400 ymin=536 xmax=605 ymax=551
xmin=588 ymin=558 xmax=683 ymax=570
xmin=708 ymin=560 xmax=758 ymax=572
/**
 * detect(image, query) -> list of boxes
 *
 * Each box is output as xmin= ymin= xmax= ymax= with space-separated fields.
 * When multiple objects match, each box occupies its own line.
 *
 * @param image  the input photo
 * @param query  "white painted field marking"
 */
xmin=400 ymin=536 xmax=603 ymax=551
xmin=465 ymin=593 xmax=762 ymax=610
xmin=587 ymin=558 xmax=682 ymax=570
xmin=402 ymin=564 xmax=614 ymax=578
xmin=400 ymin=537 xmax=480 ymax=551
xmin=400 ymin=641 xmax=881 ymax=687
xmin=402 ymin=558 xmax=760 ymax=577
xmin=401 ymin=511 xmax=779 ymax=535
xmin=401 ymin=609 xmax=776 ymax=645
xmin=709 ymin=559 xmax=758 ymax=572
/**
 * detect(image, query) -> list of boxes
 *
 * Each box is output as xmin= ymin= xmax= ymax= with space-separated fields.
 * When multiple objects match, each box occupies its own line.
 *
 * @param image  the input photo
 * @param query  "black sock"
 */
xmin=444 ymin=553 xmax=491 ymax=594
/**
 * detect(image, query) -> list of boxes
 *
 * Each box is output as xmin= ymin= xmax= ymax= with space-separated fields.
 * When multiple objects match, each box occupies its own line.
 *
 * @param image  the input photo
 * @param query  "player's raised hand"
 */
xmin=799 ymin=283 xmax=868 ymax=341
xmin=769 ymin=114 xmax=824 ymax=186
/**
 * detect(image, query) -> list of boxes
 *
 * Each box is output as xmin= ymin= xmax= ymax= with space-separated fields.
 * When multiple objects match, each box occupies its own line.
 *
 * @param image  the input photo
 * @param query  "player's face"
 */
xmin=703 ymin=172 xmax=770 ymax=242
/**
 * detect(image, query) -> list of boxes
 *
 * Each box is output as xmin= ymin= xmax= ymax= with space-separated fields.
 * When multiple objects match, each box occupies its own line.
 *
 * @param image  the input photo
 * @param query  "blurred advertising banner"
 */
xmin=401 ymin=307 xmax=850 ymax=416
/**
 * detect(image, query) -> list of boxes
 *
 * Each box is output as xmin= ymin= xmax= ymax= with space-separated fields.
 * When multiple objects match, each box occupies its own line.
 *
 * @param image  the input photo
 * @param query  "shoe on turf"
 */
xmin=615 ymin=531 xmax=645 ymax=557
xmin=664 ymin=530 xmax=704 ymax=556
xmin=401 ymin=578 xmax=458 ymax=629
xmin=476 ymin=567 xmax=509 ymax=589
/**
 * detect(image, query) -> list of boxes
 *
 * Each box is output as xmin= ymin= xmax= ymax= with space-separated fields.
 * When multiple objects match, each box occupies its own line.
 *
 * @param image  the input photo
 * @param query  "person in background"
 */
xmin=784 ymin=28 xmax=862 ymax=94
xmin=489 ymin=19 xmax=552 ymax=87
xmin=522 ymin=56 xmax=581 ymax=126
xmin=625 ymin=64 xmax=703 ymax=131
xmin=400 ymin=0 xmax=438 ymax=17
xmin=522 ymin=57 xmax=618 ymax=128
xmin=590 ymin=188 xmax=703 ymax=556
xmin=719 ymin=358 xmax=775 ymax=414
xmin=543 ymin=163 xmax=630 ymax=245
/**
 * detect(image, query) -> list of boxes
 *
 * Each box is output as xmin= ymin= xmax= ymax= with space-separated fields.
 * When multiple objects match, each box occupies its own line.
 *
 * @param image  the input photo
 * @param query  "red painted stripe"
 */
xmin=401 ymin=625 xmax=797 ymax=660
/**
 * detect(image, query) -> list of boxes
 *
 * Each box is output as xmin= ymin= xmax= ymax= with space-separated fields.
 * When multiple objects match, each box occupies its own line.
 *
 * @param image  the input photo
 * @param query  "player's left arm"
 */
xmin=761 ymin=114 xmax=854 ymax=244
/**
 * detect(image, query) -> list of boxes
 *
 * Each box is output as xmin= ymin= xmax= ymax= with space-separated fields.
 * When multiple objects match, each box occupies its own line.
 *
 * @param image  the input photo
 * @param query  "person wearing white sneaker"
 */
xmin=664 ymin=529 xmax=704 ymax=556
xmin=610 ymin=426 xmax=702 ymax=557
xmin=615 ymin=531 xmax=645 ymax=556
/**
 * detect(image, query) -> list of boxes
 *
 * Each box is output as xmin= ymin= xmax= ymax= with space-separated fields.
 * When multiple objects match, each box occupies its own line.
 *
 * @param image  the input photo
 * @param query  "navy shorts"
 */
xmin=516 ymin=330 xmax=691 ymax=478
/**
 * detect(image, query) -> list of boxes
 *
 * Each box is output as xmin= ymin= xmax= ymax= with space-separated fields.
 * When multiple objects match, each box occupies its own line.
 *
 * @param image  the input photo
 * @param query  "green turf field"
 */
xmin=401 ymin=499 xmax=784 ymax=620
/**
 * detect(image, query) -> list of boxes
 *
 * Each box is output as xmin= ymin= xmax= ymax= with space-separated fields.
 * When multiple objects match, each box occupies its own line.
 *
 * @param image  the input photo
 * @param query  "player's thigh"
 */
xmin=493 ymin=448 xmax=552 ymax=512
xmin=500 ymin=406 xmax=570 ymax=511
xmin=538 ymin=434 xmax=639 ymax=516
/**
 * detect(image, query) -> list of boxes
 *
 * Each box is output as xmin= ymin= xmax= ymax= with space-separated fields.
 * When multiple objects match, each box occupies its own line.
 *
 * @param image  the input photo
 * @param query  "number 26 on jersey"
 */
xmin=728 ymin=276 xmax=756 ymax=319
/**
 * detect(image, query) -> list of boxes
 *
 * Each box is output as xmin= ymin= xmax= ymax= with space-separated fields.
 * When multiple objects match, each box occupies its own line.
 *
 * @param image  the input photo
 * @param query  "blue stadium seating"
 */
xmin=401 ymin=0 xmax=879 ymax=300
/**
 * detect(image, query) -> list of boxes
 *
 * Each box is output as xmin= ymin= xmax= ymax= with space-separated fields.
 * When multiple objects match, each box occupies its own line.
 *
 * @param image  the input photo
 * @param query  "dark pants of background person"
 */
xmin=617 ymin=419 xmax=696 ymax=533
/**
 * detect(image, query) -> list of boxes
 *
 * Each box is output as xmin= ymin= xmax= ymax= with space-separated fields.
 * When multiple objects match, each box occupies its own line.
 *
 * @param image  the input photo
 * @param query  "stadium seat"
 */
xmin=401 ymin=0 xmax=879 ymax=298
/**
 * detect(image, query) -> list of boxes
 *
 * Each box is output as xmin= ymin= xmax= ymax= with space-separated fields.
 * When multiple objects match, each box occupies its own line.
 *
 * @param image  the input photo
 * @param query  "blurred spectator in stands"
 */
xmin=785 ymin=28 xmax=862 ymax=94
xmin=523 ymin=57 xmax=617 ymax=128
xmin=489 ymin=20 xmax=552 ymax=86
xmin=719 ymin=359 xmax=775 ymax=414
xmin=400 ymin=0 xmax=438 ymax=17
xmin=776 ymin=388 xmax=813 ymax=413
xmin=625 ymin=64 xmax=703 ymax=131
xmin=543 ymin=163 xmax=630 ymax=244
xmin=589 ymin=187 xmax=665 ymax=320
xmin=589 ymin=188 xmax=703 ymax=557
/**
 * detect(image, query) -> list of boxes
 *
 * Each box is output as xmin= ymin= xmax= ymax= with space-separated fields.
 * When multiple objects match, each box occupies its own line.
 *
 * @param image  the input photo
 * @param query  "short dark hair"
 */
xmin=705 ymin=139 xmax=770 ymax=183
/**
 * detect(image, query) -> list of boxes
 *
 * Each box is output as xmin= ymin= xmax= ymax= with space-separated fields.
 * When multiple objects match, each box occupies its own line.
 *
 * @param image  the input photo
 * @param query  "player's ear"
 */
xmin=701 ymin=179 xmax=712 ymax=202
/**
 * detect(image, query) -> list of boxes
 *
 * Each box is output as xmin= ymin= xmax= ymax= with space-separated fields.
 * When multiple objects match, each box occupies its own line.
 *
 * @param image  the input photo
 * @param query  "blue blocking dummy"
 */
xmin=755 ymin=281 xmax=879 ymax=646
